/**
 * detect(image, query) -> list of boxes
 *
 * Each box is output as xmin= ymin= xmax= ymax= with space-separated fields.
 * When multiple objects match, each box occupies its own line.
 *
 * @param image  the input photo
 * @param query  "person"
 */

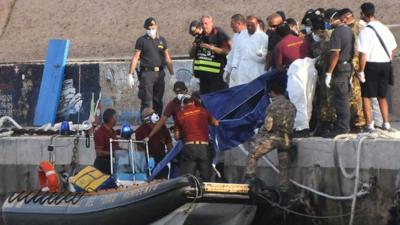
xmin=308 ymin=18 xmax=337 ymax=137
xmin=223 ymin=14 xmax=247 ymax=85
xmin=325 ymin=10 xmax=355 ymax=135
xmin=265 ymin=13 xmax=284 ymax=70
xmin=128 ymin=17 xmax=175 ymax=116
xmin=146 ymin=81 xmax=200 ymax=140
xmin=229 ymin=15 xmax=268 ymax=87
xmin=274 ymin=23 xmax=311 ymax=72
xmin=175 ymin=96 xmax=219 ymax=181
xmin=135 ymin=107 xmax=173 ymax=179
xmin=257 ymin=18 xmax=266 ymax=32
xmin=339 ymin=8 xmax=366 ymax=132
xmin=358 ymin=2 xmax=397 ymax=131
xmin=244 ymin=76 xmax=296 ymax=194
xmin=190 ymin=15 xmax=230 ymax=94
xmin=286 ymin=18 xmax=300 ymax=36
xmin=94 ymin=108 xmax=119 ymax=174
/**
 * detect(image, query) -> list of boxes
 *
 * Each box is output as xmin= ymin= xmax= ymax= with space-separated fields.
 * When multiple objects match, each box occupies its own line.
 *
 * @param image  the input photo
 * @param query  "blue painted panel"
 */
xmin=33 ymin=39 xmax=70 ymax=125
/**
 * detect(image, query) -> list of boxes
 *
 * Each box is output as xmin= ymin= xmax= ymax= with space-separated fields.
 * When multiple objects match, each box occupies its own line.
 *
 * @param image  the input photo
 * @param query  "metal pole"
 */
xmin=129 ymin=139 xmax=136 ymax=182
xmin=109 ymin=138 xmax=114 ymax=175
xmin=145 ymin=140 xmax=152 ymax=176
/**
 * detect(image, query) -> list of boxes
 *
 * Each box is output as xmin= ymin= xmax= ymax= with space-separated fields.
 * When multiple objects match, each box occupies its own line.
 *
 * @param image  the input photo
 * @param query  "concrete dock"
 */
xmin=1 ymin=133 xmax=400 ymax=225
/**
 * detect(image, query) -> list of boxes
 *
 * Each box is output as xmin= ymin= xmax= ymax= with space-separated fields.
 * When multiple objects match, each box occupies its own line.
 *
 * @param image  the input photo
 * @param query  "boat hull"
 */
xmin=2 ymin=177 xmax=190 ymax=225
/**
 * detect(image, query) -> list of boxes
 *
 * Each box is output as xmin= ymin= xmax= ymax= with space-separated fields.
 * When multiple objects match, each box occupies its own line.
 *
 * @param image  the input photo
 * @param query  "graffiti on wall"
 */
xmin=56 ymin=64 xmax=101 ymax=123
xmin=0 ymin=64 xmax=101 ymax=126
xmin=0 ymin=64 xmax=43 ymax=125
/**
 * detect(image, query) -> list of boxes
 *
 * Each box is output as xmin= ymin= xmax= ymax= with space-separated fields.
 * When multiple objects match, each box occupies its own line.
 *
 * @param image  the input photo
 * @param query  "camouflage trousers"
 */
xmin=245 ymin=134 xmax=291 ymax=192
xmin=349 ymin=73 xmax=366 ymax=128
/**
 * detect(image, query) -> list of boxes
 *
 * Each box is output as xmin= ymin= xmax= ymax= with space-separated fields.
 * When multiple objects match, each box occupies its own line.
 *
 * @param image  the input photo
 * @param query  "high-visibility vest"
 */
xmin=193 ymin=47 xmax=224 ymax=76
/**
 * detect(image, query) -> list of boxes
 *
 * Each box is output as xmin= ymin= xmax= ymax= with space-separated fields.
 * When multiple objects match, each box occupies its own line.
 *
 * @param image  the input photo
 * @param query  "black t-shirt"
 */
xmin=135 ymin=34 xmax=168 ymax=67
xmin=330 ymin=25 xmax=354 ymax=62
xmin=198 ymin=27 xmax=230 ymax=65
xmin=266 ymin=30 xmax=282 ymax=68
xmin=267 ymin=30 xmax=282 ymax=51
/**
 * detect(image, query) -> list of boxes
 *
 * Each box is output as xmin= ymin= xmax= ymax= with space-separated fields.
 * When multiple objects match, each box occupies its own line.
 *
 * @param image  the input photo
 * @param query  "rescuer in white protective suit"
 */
xmin=286 ymin=57 xmax=318 ymax=136
xmin=223 ymin=14 xmax=247 ymax=86
xmin=228 ymin=16 xmax=268 ymax=87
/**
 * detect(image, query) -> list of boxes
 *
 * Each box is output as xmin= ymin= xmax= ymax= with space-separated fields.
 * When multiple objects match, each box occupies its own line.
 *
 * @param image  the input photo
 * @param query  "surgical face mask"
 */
xmin=312 ymin=32 xmax=322 ymax=42
xmin=177 ymin=94 xmax=184 ymax=101
xmin=143 ymin=113 xmax=160 ymax=124
xmin=146 ymin=29 xmax=157 ymax=39
xmin=305 ymin=26 xmax=312 ymax=34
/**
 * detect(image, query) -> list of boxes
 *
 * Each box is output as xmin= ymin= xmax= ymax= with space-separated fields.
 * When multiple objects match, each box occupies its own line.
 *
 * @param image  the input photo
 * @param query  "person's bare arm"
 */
xmin=128 ymin=50 xmax=141 ymax=74
xmin=327 ymin=50 xmax=340 ymax=74
xmin=148 ymin=115 xmax=168 ymax=138
xmin=164 ymin=49 xmax=174 ymax=75
xmin=174 ymin=128 xmax=181 ymax=140
xmin=95 ymin=146 xmax=110 ymax=157
xmin=265 ymin=51 xmax=272 ymax=70
xmin=200 ymin=43 xmax=229 ymax=55
xmin=359 ymin=52 xmax=367 ymax=72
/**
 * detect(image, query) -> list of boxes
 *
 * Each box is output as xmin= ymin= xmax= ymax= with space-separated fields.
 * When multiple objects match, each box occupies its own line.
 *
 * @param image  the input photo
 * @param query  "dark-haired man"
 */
xmin=325 ymin=10 xmax=355 ymax=135
xmin=274 ymin=23 xmax=311 ymax=71
xmin=128 ymin=17 xmax=175 ymax=116
xmin=358 ymin=2 xmax=397 ymax=131
xmin=94 ymin=108 xmax=119 ymax=174
xmin=175 ymin=96 xmax=219 ymax=181
xmin=245 ymin=77 xmax=296 ymax=193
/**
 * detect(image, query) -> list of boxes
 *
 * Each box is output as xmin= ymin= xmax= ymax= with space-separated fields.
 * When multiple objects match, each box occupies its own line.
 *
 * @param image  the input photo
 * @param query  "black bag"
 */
xmin=367 ymin=25 xmax=394 ymax=85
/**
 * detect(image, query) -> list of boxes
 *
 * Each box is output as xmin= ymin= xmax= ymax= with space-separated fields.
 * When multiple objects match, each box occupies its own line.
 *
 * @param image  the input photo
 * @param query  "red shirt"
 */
xmin=163 ymin=97 xmax=201 ymax=123
xmin=135 ymin=124 xmax=172 ymax=161
xmin=176 ymin=104 xmax=213 ymax=143
xmin=275 ymin=34 xmax=311 ymax=68
xmin=94 ymin=125 xmax=119 ymax=158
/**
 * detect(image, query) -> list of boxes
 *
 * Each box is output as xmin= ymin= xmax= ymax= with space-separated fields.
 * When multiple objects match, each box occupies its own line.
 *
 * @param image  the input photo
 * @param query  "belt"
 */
xmin=141 ymin=66 xmax=163 ymax=72
xmin=185 ymin=141 xmax=209 ymax=145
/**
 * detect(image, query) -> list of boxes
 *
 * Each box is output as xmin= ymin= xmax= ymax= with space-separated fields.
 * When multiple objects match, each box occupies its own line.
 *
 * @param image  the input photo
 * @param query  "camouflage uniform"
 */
xmin=349 ymin=20 xmax=366 ymax=129
xmin=311 ymin=31 xmax=337 ymax=136
xmin=245 ymin=95 xmax=296 ymax=192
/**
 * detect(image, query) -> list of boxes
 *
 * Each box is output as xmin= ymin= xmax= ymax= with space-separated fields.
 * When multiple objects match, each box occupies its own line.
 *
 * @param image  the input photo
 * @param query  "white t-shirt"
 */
xmin=358 ymin=20 xmax=397 ymax=63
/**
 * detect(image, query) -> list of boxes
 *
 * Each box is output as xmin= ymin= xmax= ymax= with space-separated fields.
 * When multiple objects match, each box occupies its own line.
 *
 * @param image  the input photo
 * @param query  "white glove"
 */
xmin=358 ymin=71 xmax=366 ymax=83
xmin=128 ymin=72 xmax=137 ymax=89
xmin=170 ymin=75 xmax=177 ymax=85
xmin=223 ymin=70 xmax=230 ymax=82
xmin=325 ymin=73 xmax=332 ymax=88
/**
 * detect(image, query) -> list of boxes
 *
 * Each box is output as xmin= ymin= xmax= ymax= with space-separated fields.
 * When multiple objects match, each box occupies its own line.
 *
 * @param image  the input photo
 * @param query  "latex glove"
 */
xmin=170 ymin=75 xmax=177 ymax=85
xmin=325 ymin=73 xmax=332 ymax=88
xmin=358 ymin=71 xmax=366 ymax=83
xmin=128 ymin=72 xmax=137 ymax=88
xmin=223 ymin=70 xmax=230 ymax=82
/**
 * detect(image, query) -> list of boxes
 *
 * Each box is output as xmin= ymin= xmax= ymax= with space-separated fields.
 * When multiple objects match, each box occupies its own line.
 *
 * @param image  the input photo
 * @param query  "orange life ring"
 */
xmin=38 ymin=160 xmax=60 ymax=192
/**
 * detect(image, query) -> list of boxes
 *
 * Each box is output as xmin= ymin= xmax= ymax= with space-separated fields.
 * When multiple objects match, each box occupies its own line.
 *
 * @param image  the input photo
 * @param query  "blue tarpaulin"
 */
xmin=149 ymin=71 xmax=278 ymax=180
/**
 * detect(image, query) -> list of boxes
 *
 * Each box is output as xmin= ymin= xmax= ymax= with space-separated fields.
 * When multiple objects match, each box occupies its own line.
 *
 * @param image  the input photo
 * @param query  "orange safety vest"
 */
xmin=38 ymin=160 xmax=60 ymax=192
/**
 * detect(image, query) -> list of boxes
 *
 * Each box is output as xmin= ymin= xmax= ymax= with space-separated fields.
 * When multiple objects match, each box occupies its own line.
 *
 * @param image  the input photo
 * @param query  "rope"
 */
xmin=257 ymin=194 xmax=366 ymax=220
xmin=238 ymin=144 xmax=369 ymax=201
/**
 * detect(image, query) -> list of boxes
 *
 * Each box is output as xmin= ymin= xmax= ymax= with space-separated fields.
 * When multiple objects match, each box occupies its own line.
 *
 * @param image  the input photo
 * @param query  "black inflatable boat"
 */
xmin=2 ymin=177 xmax=191 ymax=225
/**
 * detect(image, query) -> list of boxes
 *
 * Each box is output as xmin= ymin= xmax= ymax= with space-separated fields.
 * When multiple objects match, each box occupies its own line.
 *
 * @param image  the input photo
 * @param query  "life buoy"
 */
xmin=38 ymin=160 xmax=60 ymax=192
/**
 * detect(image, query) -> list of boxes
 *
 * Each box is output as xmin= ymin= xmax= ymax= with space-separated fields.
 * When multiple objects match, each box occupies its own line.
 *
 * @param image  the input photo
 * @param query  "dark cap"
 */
xmin=189 ymin=20 xmax=202 ymax=35
xmin=144 ymin=17 xmax=156 ymax=29
xmin=337 ymin=8 xmax=353 ymax=17
xmin=324 ymin=8 xmax=338 ymax=21
xmin=173 ymin=81 xmax=187 ymax=92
